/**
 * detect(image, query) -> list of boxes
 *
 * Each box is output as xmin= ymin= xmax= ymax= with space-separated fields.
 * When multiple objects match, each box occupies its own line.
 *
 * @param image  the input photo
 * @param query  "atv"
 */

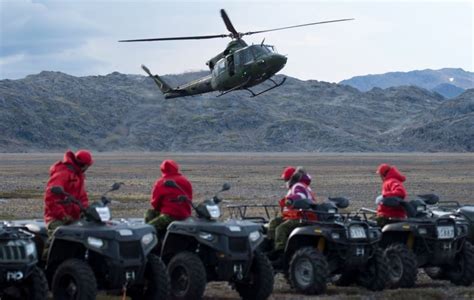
xmin=429 ymin=200 xmax=474 ymax=243
xmin=0 ymin=223 xmax=48 ymax=300
xmin=360 ymin=195 xmax=474 ymax=288
xmin=12 ymin=183 xmax=170 ymax=300
xmin=227 ymin=197 xmax=389 ymax=295
xmin=158 ymin=180 xmax=274 ymax=300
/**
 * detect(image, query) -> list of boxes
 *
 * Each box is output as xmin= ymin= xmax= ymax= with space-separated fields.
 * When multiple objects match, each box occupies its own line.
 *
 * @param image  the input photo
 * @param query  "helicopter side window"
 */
xmin=227 ymin=55 xmax=235 ymax=76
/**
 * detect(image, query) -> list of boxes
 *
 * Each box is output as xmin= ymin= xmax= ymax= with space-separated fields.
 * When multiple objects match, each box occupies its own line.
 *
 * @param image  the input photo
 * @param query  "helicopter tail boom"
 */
xmin=141 ymin=64 xmax=214 ymax=99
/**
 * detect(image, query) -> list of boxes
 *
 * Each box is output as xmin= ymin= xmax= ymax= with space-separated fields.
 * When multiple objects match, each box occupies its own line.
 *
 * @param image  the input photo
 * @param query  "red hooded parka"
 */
xmin=44 ymin=151 xmax=90 ymax=224
xmin=377 ymin=166 xmax=408 ymax=218
xmin=151 ymin=160 xmax=192 ymax=220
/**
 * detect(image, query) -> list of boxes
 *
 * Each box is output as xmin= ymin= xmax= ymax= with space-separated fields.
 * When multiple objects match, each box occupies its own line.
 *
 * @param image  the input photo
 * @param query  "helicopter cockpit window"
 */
xmin=236 ymin=48 xmax=254 ymax=66
xmin=216 ymin=59 xmax=226 ymax=74
xmin=249 ymin=45 xmax=268 ymax=58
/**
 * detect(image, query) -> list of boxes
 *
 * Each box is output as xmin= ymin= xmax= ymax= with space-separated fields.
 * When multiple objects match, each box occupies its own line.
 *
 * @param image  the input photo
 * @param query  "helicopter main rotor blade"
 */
xmin=241 ymin=18 xmax=354 ymax=36
xmin=119 ymin=33 xmax=230 ymax=42
xmin=220 ymin=9 xmax=239 ymax=38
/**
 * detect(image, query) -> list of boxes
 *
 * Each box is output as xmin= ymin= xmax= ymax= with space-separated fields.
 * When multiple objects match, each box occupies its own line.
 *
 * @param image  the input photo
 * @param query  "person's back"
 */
xmin=376 ymin=164 xmax=408 ymax=219
xmin=146 ymin=160 xmax=193 ymax=234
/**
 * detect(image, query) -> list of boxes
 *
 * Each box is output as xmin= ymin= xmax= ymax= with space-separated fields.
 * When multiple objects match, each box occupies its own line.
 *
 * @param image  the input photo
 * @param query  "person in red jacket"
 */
xmin=375 ymin=163 xmax=408 ymax=225
xmin=268 ymin=166 xmax=317 ymax=263
xmin=145 ymin=160 xmax=193 ymax=234
xmin=44 ymin=150 xmax=94 ymax=230
xmin=44 ymin=150 xmax=94 ymax=237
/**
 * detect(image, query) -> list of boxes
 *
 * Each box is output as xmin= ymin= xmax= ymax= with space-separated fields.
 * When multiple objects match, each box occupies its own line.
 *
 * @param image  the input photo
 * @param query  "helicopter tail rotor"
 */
xmin=141 ymin=65 xmax=173 ymax=93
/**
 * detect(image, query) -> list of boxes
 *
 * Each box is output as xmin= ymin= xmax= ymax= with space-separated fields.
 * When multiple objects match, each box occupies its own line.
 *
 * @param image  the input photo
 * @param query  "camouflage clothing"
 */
xmin=43 ymin=219 xmax=67 ymax=260
xmin=274 ymin=219 xmax=302 ymax=251
xmin=267 ymin=216 xmax=284 ymax=241
xmin=145 ymin=209 xmax=176 ymax=233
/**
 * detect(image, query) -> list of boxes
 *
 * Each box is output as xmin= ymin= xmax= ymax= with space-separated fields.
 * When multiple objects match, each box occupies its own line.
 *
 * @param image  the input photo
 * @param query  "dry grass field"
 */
xmin=1 ymin=152 xmax=474 ymax=299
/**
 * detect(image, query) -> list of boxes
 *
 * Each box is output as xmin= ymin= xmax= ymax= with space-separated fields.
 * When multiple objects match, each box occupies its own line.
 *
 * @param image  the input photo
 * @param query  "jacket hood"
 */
xmin=300 ymin=173 xmax=312 ymax=186
xmin=50 ymin=151 xmax=82 ymax=174
xmin=384 ymin=167 xmax=406 ymax=182
xmin=160 ymin=160 xmax=180 ymax=176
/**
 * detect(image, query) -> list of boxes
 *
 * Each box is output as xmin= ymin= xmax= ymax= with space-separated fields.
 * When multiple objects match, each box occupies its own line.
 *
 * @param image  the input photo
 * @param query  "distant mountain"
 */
xmin=431 ymin=83 xmax=465 ymax=99
xmin=0 ymin=70 xmax=472 ymax=152
xmin=339 ymin=68 xmax=474 ymax=99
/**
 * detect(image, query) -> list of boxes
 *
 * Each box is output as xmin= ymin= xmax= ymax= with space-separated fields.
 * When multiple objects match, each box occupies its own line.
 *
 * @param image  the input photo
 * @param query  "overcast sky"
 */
xmin=0 ymin=0 xmax=472 ymax=82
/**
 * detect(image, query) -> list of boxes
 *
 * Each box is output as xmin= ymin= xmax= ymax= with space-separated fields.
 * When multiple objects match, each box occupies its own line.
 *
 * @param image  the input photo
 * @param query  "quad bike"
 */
xmin=0 ymin=223 xmax=48 ymax=300
xmin=417 ymin=197 xmax=474 ymax=281
xmin=10 ymin=183 xmax=170 ymax=300
xmin=360 ymin=194 xmax=474 ymax=288
xmin=228 ymin=197 xmax=389 ymax=295
xmin=158 ymin=180 xmax=274 ymax=300
xmin=429 ymin=200 xmax=474 ymax=243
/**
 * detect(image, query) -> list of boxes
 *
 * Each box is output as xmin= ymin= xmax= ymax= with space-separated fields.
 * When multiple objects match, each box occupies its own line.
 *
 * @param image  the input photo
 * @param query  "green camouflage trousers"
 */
xmin=43 ymin=219 xmax=67 ymax=260
xmin=144 ymin=209 xmax=175 ymax=234
xmin=267 ymin=216 xmax=284 ymax=241
xmin=274 ymin=219 xmax=302 ymax=251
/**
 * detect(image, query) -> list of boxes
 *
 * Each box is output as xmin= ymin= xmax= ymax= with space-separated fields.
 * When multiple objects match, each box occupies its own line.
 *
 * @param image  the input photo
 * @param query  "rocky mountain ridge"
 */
xmin=0 ymin=70 xmax=472 ymax=152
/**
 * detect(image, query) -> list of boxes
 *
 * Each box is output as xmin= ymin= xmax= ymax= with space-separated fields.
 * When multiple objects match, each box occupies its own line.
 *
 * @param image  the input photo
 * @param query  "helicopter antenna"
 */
xmin=119 ymin=9 xmax=353 ymax=43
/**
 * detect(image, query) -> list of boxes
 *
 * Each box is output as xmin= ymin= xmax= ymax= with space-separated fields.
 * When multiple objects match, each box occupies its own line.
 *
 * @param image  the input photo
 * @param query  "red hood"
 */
xmin=160 ymin=160 xmax=180 ymax=176
xmin=384 ymin=167 xmax=406 ymax=182
xmin=50 ymin=151 xmax=82 ymax=175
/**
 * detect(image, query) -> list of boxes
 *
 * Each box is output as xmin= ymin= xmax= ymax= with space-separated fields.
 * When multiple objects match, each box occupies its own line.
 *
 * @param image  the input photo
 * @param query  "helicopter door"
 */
xmin=227 ymin=55 xmax=235 ymax=76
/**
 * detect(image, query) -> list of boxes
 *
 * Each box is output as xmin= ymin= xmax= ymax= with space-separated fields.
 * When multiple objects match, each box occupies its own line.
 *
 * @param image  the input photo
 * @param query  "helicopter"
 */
xmin=119 ymin=9 xmax=353 ymax=99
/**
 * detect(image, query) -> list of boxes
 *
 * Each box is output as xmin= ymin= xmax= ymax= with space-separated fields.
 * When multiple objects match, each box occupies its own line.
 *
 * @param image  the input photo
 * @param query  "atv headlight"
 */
xmin=199 ymin=232 xmax=215 ymax=241
xmin=249 ymin=231 xmax=261 ymax=242
xmin=25 ymin=242 xmax=36 ymax=257
xmin=206 ymin=204 xmax=221 ymax=219
xmin=87 ymin=237 xmax=104 ymax=249
xmin=141 ymin=233 xmax=155 ymax=246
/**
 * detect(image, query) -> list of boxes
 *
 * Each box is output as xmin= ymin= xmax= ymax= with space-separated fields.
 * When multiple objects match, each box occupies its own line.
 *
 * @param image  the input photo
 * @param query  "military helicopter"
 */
xmin=119 ymin=9 xmax=353 ymax=99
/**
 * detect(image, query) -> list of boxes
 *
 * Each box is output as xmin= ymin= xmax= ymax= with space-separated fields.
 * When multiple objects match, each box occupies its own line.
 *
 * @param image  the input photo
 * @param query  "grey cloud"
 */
xmin=0 ymin=0 xmax=102 ymax=57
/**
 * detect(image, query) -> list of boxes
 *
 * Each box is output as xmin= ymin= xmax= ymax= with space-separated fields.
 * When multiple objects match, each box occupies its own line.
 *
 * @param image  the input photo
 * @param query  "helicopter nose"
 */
xmin=272 ymin=54 xmax=287 ymax=72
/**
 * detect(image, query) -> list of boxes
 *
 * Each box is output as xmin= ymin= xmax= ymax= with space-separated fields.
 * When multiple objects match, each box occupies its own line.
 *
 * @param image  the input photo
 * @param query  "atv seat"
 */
xmin=458 ymin=206 xmax=474 ymax=222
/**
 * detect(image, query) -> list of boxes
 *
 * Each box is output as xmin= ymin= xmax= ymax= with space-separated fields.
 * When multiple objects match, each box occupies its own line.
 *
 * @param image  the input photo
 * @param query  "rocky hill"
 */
xmin=339 ymin=68 xmax=474 ymax=99
xmin=0 ymin=71 xmax=472 ymax=152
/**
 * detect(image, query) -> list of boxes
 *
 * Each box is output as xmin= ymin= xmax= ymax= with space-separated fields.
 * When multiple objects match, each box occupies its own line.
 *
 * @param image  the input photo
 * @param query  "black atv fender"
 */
xmin=381 ymin=222 xmax=419 ymax=248
xmin=286 ymin=226 xmax=328 ymax=258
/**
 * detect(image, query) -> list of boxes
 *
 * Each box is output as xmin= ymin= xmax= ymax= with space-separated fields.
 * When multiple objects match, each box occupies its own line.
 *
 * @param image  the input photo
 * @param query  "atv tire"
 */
xmin=289 ymin=246 xmax=328 ymax=295
xmin=357 ymin=248 xmax=389 ymax=291
xmin=129 ymin=254 xmax=170 ymax=300
xmin=235 ymin=251 xmax=274 ymax=300
xmin=384 ymin=243 xmax=418 ymax=288
xmin=52 ymin=259 xmax=97 ymax=300
xmin=2 ymin=266 xmax=49 ymax=300
xmin=446 ymin=241 xmax=474 ymax=286
xmin=167 ymin=251 xmax=207 ymax=300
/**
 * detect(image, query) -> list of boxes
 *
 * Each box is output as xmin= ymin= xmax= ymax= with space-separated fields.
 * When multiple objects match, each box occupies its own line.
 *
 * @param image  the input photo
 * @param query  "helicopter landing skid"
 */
xmin=245 ymin=77 xmax=286 ymax=97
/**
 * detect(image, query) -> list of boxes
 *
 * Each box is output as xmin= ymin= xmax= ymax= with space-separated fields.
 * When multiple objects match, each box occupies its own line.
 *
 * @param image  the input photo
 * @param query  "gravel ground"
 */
xmin=1 ymin=152 xmax=473 ymax=299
